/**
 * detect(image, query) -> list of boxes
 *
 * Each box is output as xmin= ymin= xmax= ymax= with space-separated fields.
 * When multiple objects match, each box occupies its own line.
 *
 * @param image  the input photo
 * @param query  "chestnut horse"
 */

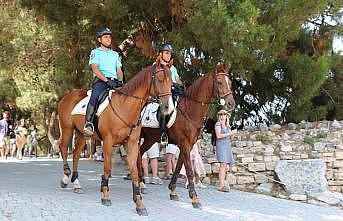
xmin=138 ymin=65 xmax=235 ymax=208
xmin=57 ymin=64 xmax=173 ymax=216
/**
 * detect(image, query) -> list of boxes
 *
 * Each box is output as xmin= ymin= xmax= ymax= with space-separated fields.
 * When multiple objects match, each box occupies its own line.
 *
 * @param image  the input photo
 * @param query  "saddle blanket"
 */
xmin=71 ymin=90 xmax=112 ymax=116
xmin=140 ymin=101 xmax=177 ymax=129
xmin=71 ymin=91 xmax=177 ymax=129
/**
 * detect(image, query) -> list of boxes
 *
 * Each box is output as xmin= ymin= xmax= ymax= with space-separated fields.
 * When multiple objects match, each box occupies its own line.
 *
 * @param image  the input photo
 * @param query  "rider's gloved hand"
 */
xmin=116 ymin=80 xmax=123 ymax=88
xmin=106 ymin=79 xmax=123 ymax=89
xmin=180 ymin=84 xmax=186 ymax=94
xmin=172 ymin=83 xmax=186 ymax=95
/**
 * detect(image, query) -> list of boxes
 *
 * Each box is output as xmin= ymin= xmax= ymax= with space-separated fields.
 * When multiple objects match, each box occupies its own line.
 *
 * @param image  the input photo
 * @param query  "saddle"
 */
xmin=71 ymin=90 xmax=112 ymax=116
xmin=141 ymin=96 xmax=177 ymax=129
xmin=72 ymin=89 xmax=178 ymax=129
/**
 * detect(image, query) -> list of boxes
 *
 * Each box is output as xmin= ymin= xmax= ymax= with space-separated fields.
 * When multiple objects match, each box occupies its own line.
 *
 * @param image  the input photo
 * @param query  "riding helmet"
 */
xmin=160 ymin=44 xmax=174 ymax=54
xmin=96 ymin=27 xmax=112 ymax=38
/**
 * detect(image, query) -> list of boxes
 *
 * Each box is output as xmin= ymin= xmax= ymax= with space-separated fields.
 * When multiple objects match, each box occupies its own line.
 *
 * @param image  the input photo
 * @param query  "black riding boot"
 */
xmin=159 ymin=114 xmax=168 ymax=145
xmin=84 ymin=103 xmax=96 ymax=136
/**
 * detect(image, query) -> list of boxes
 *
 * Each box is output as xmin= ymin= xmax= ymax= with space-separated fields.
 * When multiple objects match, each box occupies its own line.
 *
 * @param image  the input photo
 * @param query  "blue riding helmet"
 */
xmin=96 ymin=28 xmax=112 ymax=38
xmin=160 ymin=44 xmax=174 ymax=54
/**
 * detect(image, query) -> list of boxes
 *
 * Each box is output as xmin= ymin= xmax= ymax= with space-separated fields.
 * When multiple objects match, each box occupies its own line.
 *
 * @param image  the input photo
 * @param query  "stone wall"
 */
xmin=200 ymin=120 xmax=343 ymax=194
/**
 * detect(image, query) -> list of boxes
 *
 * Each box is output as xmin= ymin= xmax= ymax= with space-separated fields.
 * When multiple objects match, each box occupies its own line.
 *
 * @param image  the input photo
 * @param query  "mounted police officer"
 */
xmin=157 ymin=44 xmax=185 ymax=144
xmin=83 ymin=27 xmax=124 ymax=136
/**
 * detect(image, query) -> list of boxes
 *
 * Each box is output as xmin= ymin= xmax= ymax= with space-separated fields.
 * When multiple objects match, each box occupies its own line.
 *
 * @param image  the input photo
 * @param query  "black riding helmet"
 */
xmin=160 ymin=44 xmax=174 ymax=54
xmin=96 ymin=27 xmax=112 ymax=38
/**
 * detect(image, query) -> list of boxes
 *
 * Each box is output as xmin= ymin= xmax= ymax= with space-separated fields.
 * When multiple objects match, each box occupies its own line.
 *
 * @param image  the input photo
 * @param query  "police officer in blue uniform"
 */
xmin=84 ymin=28 xmax=124 ymax=136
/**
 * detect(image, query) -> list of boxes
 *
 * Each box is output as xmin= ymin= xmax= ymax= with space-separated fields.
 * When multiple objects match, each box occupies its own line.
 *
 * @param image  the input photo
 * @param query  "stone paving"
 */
xmin=1 ymin=158 xmax=343 ymax=221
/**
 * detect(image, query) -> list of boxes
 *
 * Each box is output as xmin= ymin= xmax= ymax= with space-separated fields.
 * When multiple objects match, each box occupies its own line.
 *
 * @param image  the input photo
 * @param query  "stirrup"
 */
xmin=83 ymin=122 xmax=94 ymax=136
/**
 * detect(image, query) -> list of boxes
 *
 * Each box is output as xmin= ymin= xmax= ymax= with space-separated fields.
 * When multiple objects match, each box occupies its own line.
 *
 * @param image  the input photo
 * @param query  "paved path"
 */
xmin=0 ymin=158 xmax=343 ymax=221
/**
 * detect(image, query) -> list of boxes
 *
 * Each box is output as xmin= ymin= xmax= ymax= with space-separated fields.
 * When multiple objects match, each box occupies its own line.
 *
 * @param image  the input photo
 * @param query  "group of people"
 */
xmin=0 ymin=111 xmax=38 ymax=160
xmin=85 ymin=27 xmax=237 ymax=192
xmin=141 ymin=109 xmax=236 ymax=192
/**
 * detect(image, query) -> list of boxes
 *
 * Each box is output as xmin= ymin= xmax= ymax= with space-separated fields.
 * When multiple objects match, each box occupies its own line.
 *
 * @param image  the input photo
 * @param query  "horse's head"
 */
xmin=149 ymin=64 xmax=173 ymax=115
xmin=212 ymin=65 xmax=235 ymax=111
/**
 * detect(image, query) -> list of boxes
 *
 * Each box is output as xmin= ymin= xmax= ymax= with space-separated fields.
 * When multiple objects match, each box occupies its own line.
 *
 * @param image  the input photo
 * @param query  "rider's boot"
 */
xmin=160 ymin=114 xmax=168 ymax=146
xmin=83 ymin=103 xmax=96 ymax=136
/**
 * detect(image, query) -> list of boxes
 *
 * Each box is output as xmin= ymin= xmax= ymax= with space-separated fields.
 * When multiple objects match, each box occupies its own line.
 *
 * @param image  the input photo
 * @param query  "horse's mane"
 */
xmin=121 ymin=66 xmax=153 ymax=93
xmin=186 ymin=72 xmax=213 ymax=99
xmin=186 ymin=64 xmax=230 ymax=99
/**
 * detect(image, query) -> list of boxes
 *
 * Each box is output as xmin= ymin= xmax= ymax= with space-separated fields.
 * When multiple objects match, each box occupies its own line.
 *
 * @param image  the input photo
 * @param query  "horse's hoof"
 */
xmin=141 ymin=188 xmax=148 ymax=194
xmin=60 ymin=180 xmax=68 ymax=188
xmin=101 ymin=198 xmax=112 ymax=206
xmin=170 ymin=194 xmax=179 ymax=201
xmin=192 ymin=202 xmax=202 ymax=209
xmin=74 ymin=188 xmax=84 ymax=194
xmin=136 ymin=207 xmax=148 ymax=216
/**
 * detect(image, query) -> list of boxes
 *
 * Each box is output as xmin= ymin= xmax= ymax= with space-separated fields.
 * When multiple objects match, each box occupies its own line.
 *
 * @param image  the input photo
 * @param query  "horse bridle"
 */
xmin=107 ymin=65 xmax=172 ymax=135
xmin=212 ymin=72 xmax=233 ymax=105
xmin=150 ymin=65 xmax=173 ymax=103
xmin=184 ymin=71 xmax=233 ymax=106
xmin=174 ymin=71 xmax=233 ymax=133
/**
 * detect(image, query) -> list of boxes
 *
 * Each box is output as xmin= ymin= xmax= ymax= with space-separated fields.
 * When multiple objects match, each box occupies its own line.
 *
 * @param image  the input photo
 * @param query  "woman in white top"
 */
xmin=15 ymin=119 xmax=28 ymax=160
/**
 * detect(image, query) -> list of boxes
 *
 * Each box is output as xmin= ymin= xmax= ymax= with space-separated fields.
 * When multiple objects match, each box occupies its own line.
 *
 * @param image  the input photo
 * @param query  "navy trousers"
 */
xmin=89 ymin=78 xmax=108 ymax=106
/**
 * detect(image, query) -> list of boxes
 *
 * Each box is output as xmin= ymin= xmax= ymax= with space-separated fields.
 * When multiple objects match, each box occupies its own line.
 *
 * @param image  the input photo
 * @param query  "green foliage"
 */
xmin=254 ymin=135 xmax=273 ymax=144
xmin=285 ymin=54 xmax=331 ymax=121
xmin=303 ymin=136 xmax=315 ymax=146
xmin=0 ymin=0 xmax=342 ymax=128
xmin=315 ymin=131 xmax=327 ymax=139
xmin=254 ymin=150 xmax=265 ymax=156
xmin=0 ymin=1 xmax=58 ymax=116
xmin=303 ymin=132 xmax=327 ymax=146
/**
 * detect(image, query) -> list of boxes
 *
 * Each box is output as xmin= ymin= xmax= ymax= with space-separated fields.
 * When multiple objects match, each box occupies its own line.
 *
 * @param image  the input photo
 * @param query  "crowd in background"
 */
xmin=0 ymin=111 xmax=38 ymax=160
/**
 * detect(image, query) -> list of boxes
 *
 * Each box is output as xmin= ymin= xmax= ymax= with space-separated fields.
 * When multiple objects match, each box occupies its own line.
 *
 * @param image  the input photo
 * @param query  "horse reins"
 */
xmin=176 ymin=72 xmax=233 ymax=130
xmin=107 ymin=65 xmax=171 ymax=136
xmin=183 ymin=72 xmax=233 ymax=106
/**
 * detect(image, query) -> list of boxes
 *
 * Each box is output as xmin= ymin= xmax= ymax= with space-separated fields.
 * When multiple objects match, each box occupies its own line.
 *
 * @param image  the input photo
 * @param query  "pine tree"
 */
xmin=0 ymin=0 xmax=342 ymax=126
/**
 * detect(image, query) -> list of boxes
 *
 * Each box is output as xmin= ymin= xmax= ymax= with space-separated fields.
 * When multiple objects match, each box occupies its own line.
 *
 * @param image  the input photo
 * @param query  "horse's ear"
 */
xmin=224 ymin=64 xmax=232 ymax=73
xmin=215 ymin=63 xmax=232 ymax=74
xmin=215 ymin=64 xmax=224 ymax=74
xmin=156 ymin=55 xmax=162 ymax=67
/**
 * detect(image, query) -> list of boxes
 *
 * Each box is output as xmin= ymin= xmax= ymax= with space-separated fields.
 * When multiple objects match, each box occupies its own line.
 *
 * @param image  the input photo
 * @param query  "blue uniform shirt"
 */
xmin=170 ymin=65 xmax=179 ymax=83
xmin=88 ymin=47 xmax=122 ymax=79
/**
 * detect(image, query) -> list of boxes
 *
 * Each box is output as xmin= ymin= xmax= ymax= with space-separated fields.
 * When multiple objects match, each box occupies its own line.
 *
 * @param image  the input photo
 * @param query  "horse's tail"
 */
xmin=56 ymin=89 xmax=88 ymax=152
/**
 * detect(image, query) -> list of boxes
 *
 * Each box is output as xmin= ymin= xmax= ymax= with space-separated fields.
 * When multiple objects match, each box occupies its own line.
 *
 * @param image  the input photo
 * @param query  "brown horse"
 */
xmin=57 ymin=64 xmax=173 ymax=216
xmin=138 ymin=65 xmax=235 ymax=208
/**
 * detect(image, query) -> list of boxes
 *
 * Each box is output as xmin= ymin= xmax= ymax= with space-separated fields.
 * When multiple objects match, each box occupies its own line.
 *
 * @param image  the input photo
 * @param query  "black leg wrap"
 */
xmin=101 ymin=175 xmax=109 ymax=192
xmin=63 ymin=164 xmax=70 ymax=172
xmin=132 ymin=183 xmax=142 ymax=202
xmin=168 ymin=174 xmax=178 ymax=190
xmin=71 ymin=172 xmax=79 ymax=183
xmin=188 ymin=183 xmax=197 ymax=199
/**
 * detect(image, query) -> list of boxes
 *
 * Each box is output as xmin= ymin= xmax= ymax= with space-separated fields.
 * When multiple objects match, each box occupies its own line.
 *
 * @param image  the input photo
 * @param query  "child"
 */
xmin=180 ymin=140 xmax=207 ymax=188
